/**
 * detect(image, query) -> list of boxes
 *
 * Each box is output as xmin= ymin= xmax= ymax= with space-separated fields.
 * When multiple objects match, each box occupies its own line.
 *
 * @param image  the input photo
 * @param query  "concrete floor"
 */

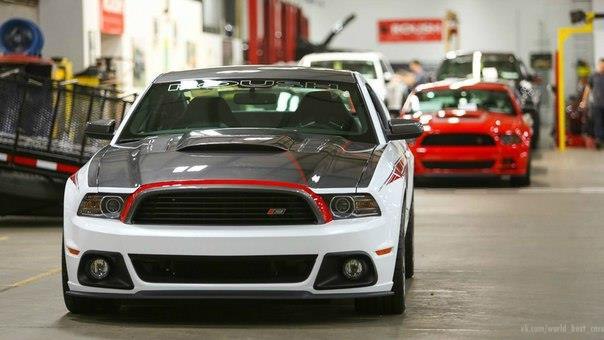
xmin=2 ymin=149 xmax=604 ymax=339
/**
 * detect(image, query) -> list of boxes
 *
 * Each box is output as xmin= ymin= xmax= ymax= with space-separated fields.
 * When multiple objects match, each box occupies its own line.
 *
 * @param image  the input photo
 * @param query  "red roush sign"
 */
xmin=378 ymin=18 xmax=443 ymax=42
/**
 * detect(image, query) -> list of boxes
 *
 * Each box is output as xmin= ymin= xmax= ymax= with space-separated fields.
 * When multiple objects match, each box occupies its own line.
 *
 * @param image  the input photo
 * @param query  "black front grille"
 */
xmin=421 ymin=134 xmax=495 ymax=146
xmin=423 ymin=160 xmax=495 ymax=169
xmin=131 ymin=190 xmax=317 ymax=225
xmin=129 ymin=254 xmax=317 ymax=284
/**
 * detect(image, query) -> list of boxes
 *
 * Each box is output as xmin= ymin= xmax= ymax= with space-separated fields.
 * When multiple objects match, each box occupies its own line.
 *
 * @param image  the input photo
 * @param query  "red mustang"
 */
xmin=401 ymin=80 xmax=532 ymax=186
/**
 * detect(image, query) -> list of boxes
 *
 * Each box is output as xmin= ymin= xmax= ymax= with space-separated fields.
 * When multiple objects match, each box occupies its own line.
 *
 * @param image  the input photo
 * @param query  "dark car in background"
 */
xmin=436 ymin=51 xmax=542 ymax=148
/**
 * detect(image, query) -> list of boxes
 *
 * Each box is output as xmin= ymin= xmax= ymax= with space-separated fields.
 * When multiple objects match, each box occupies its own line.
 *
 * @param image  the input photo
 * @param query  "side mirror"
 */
xmin=85 ymin=119 xmax=116 ymax=140
xmin=388 ymin=118 xmax=423 ymax=140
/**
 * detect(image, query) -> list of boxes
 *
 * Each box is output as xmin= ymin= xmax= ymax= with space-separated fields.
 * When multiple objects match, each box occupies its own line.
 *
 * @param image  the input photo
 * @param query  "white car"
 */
xmin=62 ymin=66 xmax=422 ymax=315
xmin=298 ymin=52 xmax=400 ymax=109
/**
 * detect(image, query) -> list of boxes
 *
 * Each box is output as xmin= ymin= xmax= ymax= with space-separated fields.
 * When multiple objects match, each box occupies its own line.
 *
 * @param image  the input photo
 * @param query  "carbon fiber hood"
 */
xmin=88 ymin=129 xmax=379 ymax=189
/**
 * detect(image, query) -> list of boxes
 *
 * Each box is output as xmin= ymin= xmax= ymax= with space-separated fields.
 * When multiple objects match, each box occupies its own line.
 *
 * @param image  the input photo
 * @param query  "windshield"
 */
xmin=118 ymin=78 xmax=377 ymax=143
xmin=437 ymin=55 xmax=520 ymax=81
xmin=404 ymin=89 xmax=516 ymax=115
xmin=309 ymin=60 xmax=378 ymax=79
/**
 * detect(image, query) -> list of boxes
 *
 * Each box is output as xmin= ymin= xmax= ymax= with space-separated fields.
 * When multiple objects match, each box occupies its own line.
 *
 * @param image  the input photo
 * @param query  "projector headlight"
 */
xmin=77 ymin=194 xmax=127 ymax=219
xmin=324 ymin=194 xmax=381 ymax=219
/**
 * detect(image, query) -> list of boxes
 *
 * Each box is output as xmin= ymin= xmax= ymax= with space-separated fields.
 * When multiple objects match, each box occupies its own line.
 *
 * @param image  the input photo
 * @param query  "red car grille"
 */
xmin=421 ymin=134 xmax=495 ymax=146
xmin=422 ymin=160 xmax=495 ymax=169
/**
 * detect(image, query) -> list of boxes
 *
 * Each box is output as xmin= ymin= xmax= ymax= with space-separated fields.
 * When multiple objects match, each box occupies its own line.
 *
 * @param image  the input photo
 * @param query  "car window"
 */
xmin=404 ymin=88 xmax=516 ymax=115
xmin=436 ymin=55 xmax=473 ymax=80
xmin=437 ymin=54 xmax=521 ymax=81
xmin=310 ymin=60 xmax=378 ymax=79
xmin=518 ymin=60 xmax=530 ymax=79
xmin=119 ymin=78 xmax=378 ymax=144
xmin=481 ymin=55 xmax=520 ymax=80
xmin=365 ymin=83 xmax=390 ymax=132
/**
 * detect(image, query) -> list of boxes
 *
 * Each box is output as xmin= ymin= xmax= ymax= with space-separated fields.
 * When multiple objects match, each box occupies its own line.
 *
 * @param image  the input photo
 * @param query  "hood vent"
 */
xmin=175 ymin=134 xmax=295 ymax=153
xmin=177 ymin=143 xmax=287 ymax=153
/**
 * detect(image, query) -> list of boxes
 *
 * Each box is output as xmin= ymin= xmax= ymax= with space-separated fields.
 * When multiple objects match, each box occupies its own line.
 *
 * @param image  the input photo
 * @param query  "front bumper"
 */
xmin=64 ymin=214 xmax=398 ymax=298
xmin=65 ymin=289 xmax=393 ymax=300
xmin=412 ymin=145 xmax=529 ymax=177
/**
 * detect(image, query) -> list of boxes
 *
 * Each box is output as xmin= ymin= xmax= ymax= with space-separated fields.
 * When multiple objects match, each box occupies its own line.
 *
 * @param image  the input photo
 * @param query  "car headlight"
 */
xmin=500 ymin=133 xmax=522 ymax=145
xmin=323 ymin=194 xmax=381 ymax=219
xmin=77 ymin=194 xmax=127 ymax=219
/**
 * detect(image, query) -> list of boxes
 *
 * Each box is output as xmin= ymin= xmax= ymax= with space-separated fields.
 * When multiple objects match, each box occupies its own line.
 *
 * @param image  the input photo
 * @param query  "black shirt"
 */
xmin=588 ymin=72 xmax=604 ymax=107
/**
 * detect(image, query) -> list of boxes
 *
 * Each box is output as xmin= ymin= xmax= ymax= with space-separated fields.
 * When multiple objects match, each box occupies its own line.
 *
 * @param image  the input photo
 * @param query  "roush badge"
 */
xmin=267 ymin=208 xmax=287 ymax=215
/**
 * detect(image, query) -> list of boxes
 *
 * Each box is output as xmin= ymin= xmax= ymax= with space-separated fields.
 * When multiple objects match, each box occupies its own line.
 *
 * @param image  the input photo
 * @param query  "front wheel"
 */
xmin=404 ymin=200 xmax=414 ymax=279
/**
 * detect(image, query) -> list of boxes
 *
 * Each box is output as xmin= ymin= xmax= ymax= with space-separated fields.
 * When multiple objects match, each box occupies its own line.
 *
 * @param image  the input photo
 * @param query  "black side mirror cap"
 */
xmin=388 ymin=118 xmax=423 ymax=140
xmin=85 ymin=119 xmax=116 ymax=140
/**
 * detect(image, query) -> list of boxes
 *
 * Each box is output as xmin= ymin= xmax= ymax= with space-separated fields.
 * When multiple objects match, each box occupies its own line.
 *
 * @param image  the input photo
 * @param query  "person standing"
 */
xmin=580 ymin=58 xmax=604 ymax=149
xmin=409 ymin=60 xmax=430 ymax=88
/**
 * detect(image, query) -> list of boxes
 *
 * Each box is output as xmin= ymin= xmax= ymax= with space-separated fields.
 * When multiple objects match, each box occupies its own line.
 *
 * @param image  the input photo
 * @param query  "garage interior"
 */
xmin=2 ymin=0 xmax=604 ymax=338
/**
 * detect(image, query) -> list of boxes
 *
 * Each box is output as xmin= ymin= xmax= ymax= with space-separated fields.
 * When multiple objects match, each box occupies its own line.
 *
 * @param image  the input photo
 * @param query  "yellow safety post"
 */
xmin=556 ymin=14 xmax=593 ymax=151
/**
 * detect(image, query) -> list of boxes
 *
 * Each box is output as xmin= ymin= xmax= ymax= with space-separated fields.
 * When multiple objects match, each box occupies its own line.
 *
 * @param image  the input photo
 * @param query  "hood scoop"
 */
xmin=176 ymin=133 xmax=295 ymax=153
xmin=434 ymin=109 xmax=486 ymax=120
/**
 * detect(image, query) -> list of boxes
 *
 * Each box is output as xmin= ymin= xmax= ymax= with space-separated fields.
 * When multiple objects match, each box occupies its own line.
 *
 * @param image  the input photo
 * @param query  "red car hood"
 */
xmin=416 ymin=109 xmax=521 ymax=134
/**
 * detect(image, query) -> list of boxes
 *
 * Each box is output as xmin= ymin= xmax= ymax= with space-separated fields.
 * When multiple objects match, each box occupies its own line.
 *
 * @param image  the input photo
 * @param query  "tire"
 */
xmin=62 ymin=240 xmax=119 ymax=314
xmin=511 ymin=157 xmax=532 ymax=187
xmin=355 ymin=200 xmax=407 ymax=315
xmin=404 ymin=199 xmax=414 ymax=279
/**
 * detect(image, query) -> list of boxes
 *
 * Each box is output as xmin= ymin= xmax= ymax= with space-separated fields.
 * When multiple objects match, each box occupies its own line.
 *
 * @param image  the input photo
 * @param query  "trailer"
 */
xmin=0 ymin=72 xmax=135 ymax=215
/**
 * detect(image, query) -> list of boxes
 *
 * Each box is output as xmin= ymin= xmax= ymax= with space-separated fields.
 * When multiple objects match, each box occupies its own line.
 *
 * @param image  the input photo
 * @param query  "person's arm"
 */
xmin=580 ymin=75 xmax=593 ymax=109
xmin=579 ymin=85 xmax=591 ymax=109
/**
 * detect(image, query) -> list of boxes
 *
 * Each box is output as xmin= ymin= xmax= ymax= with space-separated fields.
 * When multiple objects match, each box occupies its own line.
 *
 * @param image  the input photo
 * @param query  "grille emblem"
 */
xmin=267 ymin=208 xmax=287 ymax=215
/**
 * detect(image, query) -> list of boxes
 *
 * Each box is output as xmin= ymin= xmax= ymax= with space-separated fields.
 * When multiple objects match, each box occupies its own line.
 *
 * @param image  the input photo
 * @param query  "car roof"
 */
xmin=153 ymin=65 xmax=357 ymax=84
xmin=445 ymin=51 xmax=516 ymax=59
xmin=415 ymin=79 xmax=513 ymax=92
xmin=300 ymin=52 xmax=384 ymax=61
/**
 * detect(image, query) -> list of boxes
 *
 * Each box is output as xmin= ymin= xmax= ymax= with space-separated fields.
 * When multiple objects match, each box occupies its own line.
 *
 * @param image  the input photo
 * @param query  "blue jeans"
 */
xmin=593 ymin=106 xmax=604 ymax=142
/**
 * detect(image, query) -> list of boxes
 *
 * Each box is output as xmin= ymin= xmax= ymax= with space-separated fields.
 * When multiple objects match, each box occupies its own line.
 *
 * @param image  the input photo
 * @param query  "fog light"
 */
xmin=342 ymin=258 xmax=365 ymax=280
xmin=88 ymin=257 xmax=110 ymax=280
xmin=502 ymin=158 xmax=516 ymax=170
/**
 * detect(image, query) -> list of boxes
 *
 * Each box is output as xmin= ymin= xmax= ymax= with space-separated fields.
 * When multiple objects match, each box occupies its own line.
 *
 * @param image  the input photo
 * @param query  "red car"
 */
xmin=401 ymin=80 xmax=532 ymax=186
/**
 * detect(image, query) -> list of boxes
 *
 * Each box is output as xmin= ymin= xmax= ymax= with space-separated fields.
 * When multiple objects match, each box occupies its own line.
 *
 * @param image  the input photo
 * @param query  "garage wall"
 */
xmin=298 ymin=0 xmax=583 ymax=66
xmin=117 ymin=0 xmax=227 ymax=92
xmin=39 ymin=0 xmax=86 ymax=70
xmin=0 ymin=1 xmax=37 ymax=23
xmin=594 ymin=0 xmax=604 ymax=64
